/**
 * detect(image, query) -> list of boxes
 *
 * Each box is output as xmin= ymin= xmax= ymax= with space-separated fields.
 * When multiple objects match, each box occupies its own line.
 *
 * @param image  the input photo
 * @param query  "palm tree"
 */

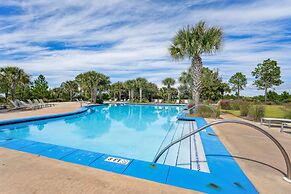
xmin=162 ymin=78 xmax=175 ymax=101
xmin=61 ymin=80 xmax=79 ymax=101
xmin=75 ymin=71 xmax=110 ymax=103
xmin=0 ymin=66 xmax=30 ymax=100
xmin=169 ymin=21 xmax=223 ymax=105
xmin=135 ymin=78 xmax=147 ymax=102
xmin=111 ymin=82 xmax=124 ymax=100
xmin=124 ymin=80 xmax=136 ymax=100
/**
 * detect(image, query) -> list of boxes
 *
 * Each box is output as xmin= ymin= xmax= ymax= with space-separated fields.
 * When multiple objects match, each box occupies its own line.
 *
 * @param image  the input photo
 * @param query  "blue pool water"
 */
xmin=0 ymin=104 xmax=183 ymax=162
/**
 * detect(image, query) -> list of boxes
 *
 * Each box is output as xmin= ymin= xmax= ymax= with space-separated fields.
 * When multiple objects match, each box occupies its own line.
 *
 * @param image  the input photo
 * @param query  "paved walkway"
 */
xmin=1 ymin=104 xmax=291 ymax=193
xmin=207 ymin=114 xmax=291 ymax=194
xmin=0 ymin=102 xmax=81 ymax=121
xmin=0 ymin=148 xmax=196 ymax=194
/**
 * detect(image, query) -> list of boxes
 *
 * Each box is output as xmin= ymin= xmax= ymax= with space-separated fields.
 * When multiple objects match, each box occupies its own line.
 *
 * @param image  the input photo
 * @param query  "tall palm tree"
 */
xmin=111 ymin=82 xmax=124 ymax=100
xmin=169 ymin=21 xmax=223 ymax=105
xmin=0 ymin=66 xmax=30 ymax=100
xmin=135 ymin=78 xmax=147 ymax=102
xmin=75 ymin=71 xmax=110 ymax=103
xmin=61 ymin=80 xmax=79 ymax=101
xmin=162 ymin=78 xmax=175 ymax=101
xmin=124 ymin=80 xmax=136 ymax=100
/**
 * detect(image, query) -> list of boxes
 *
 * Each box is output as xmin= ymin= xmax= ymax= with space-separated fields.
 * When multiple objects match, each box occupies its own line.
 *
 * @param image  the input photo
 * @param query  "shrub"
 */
xmin=248 ymin=105 xmax=265 ymax=121
xmin=141 ymin=99 xmax=149 ymax=103
xmin=95 ymin=99 xmax=104 ymax=104
xmin=197 ymin=105 xmax=219 ymax=118
xmin=240 ymin=101 xmax=250 ymax=116
xmin=230 ymin=100 xmax=242 ymax=110
xmin=220 ymin=99 xmax=231 ymax=110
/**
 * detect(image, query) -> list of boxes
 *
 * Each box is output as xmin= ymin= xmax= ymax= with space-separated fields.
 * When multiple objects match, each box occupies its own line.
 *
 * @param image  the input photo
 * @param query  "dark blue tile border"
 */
xmin=0 ymin=106 xmax=258 ymax=193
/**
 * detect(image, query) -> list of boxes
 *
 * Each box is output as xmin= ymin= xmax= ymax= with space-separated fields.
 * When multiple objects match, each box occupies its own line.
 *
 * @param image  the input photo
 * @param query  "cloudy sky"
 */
xmin=0 ymin=0 xmax=290 ymax=96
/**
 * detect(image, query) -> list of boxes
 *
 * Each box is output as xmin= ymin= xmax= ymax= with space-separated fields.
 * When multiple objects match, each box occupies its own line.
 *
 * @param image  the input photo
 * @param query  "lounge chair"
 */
xmin=8 ymin=100 xmax=26 ymax=111
xmin=19 ymin=100 xmax=39 ymax=110
xmin=158 ymin=99 xmax=163 ymax=103
xmin=154 ymin=99 xmax=158 ymax=103
xmin=175 ymin=99 xmax=180 ymax=104
xmin=33 ymin=99 xmax=45 ymax=108
xmin=39 ymin=99 xmax=54 ymax=107
xmin=28 ymin=99 xmax=42 ymax=109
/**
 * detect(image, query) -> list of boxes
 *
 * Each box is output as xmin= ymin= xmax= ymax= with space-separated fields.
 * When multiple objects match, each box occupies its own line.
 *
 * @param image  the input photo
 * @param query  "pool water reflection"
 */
xmin=0 ymin=104 xmax=183 ymax=161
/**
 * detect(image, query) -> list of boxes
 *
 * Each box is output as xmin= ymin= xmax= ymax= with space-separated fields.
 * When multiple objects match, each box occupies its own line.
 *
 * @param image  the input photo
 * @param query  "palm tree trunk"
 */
xmin=11 ymin=82 xmax=16 ymax=100
xmin=131 ymin=89 xmax=134 ymax=99
xmin=139 ymin=88 xmax=142 ymax=102
xmin=70 ymin=90 xmax=73 ymax=101
xmin=167 ymin=90 xmax=170 ymax=101
xmin=92 ymin=87 xmax=97 ymax=103
xmin=128 ymin=90 xmax=131 ymax=99
xmin=191 ymin=56 xmax=203 ymax=106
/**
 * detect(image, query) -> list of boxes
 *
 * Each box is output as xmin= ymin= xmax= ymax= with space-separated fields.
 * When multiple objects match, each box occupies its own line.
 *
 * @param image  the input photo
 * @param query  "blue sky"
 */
xmin=0 ymin=0 xmax=290 ymax=96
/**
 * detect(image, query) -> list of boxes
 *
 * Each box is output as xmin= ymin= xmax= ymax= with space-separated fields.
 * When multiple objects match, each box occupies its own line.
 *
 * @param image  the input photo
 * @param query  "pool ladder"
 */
xmin=153 ymin=119 xmax=291 ymax=183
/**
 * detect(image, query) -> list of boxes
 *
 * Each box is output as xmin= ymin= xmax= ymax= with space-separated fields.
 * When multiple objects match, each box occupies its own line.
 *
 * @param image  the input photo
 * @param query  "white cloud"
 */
xmin=0 ymin=0 xmax=290 ymax=95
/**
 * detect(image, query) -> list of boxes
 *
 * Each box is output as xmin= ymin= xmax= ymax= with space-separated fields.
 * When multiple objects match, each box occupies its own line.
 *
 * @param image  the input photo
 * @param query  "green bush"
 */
xmin=95 ymin=98 xmax=104 ymax=104
xmin=248 ymin=105 xmax=265 ymax=121
xmin=197 ymin=105 xmax=219 ymax=118
xmin=141 ymin=99 xmax=149 ymax=103
xmin=230 ymin=101 xmax=241 ymax=110
xmin=240 ymin=101 xmax=250 ymax=116
xmin=220 ymin=100 xmax=231 ymax=110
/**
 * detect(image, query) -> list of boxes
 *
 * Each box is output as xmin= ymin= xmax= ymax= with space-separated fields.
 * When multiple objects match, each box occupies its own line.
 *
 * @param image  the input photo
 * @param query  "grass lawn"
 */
xmin=222 ymin=105 xmax=289 ymax=118
xmin=222 ymin=109 xmax=241 ymax=117
xmin=264 ymin=105 xmax=286 ymax=118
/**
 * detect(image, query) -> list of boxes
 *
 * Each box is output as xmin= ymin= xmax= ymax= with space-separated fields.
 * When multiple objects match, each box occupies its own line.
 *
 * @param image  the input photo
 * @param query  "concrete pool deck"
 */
xmin=0 ymin=102 xmax=290 ymax=193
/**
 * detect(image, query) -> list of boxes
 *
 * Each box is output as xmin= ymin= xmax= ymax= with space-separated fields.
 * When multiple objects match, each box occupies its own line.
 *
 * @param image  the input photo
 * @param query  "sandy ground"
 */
xmin=0 ymin=102 xmax=291 ymax=193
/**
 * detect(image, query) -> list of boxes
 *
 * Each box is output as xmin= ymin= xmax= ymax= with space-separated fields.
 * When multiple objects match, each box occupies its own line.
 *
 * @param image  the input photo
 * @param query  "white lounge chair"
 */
xmin=19 ymin=100 xmax=39 ymax=110
xmin=9 ymin=100 xmax=26 ymax=111
xmin=39 ymin=99 xmax=54 ymax=107
xmin=28 ymin=99 xmax=42 ymax=109
xmin=175 ymin=99 xmax=180 ymax=104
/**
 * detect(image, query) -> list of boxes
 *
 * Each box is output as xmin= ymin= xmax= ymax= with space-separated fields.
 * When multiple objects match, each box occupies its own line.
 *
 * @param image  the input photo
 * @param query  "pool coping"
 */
xmin=0 ymin=104 xmax=258 ymax=193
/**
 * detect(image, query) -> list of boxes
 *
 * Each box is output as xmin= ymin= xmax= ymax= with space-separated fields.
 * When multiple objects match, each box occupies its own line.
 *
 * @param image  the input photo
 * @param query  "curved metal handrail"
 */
xmin=153 ymin=119 xmax=291 ymax=183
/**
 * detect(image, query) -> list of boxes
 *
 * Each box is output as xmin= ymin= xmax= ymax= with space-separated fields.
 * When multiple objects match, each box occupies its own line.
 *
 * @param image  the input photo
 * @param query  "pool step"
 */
xmin=156 ymin=120 xmax=209 ymax=173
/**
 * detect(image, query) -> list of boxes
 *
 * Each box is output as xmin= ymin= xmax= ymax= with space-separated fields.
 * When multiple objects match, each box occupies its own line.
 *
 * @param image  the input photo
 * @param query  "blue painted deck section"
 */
xmin=0 ymin=109 xmax=258 ymax=193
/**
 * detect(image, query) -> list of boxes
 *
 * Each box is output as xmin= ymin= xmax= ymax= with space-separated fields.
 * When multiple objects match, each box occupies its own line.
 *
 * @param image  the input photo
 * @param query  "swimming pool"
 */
xmin=0 ymin=104 xmax=258 ymax=193
xmin=0 ymin=104 xmax=183 ymax=161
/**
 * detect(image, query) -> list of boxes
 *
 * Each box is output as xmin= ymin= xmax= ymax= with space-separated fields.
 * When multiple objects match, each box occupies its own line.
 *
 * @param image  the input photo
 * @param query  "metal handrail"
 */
xmin=153 ymin=119 xmax=291 ymax=183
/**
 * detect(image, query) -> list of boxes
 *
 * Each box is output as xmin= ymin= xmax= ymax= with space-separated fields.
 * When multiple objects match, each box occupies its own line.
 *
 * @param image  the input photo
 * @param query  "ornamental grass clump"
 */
xmin=248 ymin=105 xmax=265 ymax=121
xmin=240 ymin=101 xmax=250 ymax=116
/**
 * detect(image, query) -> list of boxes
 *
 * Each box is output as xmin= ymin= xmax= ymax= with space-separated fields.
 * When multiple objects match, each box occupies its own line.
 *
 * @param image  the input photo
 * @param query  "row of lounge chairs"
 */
xmin=9 ymin=99 xmax=54 ymax=111
xmin=153 ymin=99 xmax=189 ymax=104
